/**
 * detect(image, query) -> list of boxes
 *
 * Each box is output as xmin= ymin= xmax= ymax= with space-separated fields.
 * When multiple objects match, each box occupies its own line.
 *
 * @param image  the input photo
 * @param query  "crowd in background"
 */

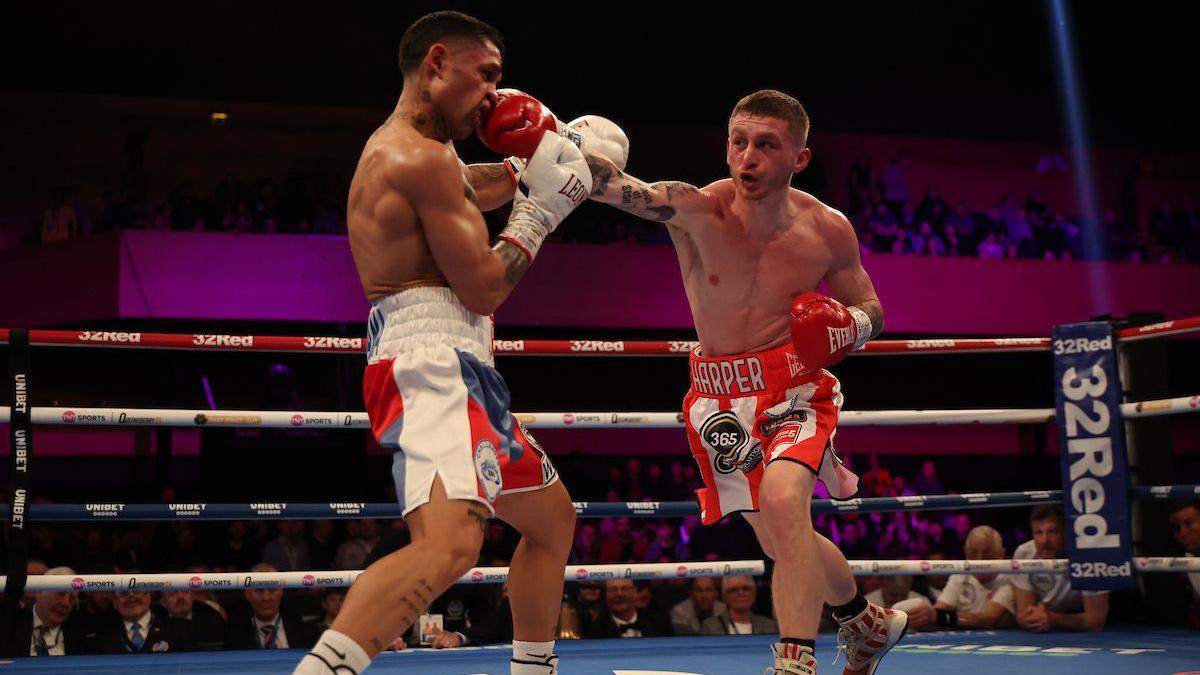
xmin=3 ymin=455 xmax=1198 ymax=657
xmin=24 ymin=154 xmax=1200 ymax=265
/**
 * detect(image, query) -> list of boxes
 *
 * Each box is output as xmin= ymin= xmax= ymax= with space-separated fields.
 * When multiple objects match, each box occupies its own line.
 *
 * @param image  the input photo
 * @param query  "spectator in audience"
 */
xmin=880 ymin=153 xmax=913 ymax=209
xmin=0 ymin=566 xmax=86 ymax=657
xmin=909 ymin=461 xmax=944 ymax=496
xmin=861 ymin=454 xmax=894 ymax=497
xmin=308 ymin=520 xmax=337 ymax=571
xmin=700 ymin=577 xmax=777 ymax=635
xmin=22 ymin=560 xmax=49 ymax=609
xmin=1168 ymin=500 xmax=1200 ymax=628
xmin=225 ymin=563 xmax=317 ymax=650
xmin=581 ymin=580 xmax=673 ymax=638
xmin=160 ymin=588 xmax=225 ymax=650
xmin=670 ymin=577 xmax=726 ymax=635
xmin=42 ymin=188 xmax=80 ymax=243
xmin=315 ymin=590 xmax=345 ymax=634
xmin=909 ymin=526 xmax=1016 ymax=631
xmin=865 ymin=575 xmax=927 ymax=610
xmin=262 ymin=520 xmax=311 ymax=572
xmin=977 ymin=232 xmax=1007 ymax=259
xmin=1012 ymin=505 xmax=1108 ymax=632
xmin=572 ymin=582 xmax=605 ymax=626
xmin=92 ymin=575 xmax=192 ymax=654
xmin=333 ymin=519 xmax=381 ymax=570
xmin=921 ymin=551 xmax=951 ymax=602
xmin=214 ymin=521 xmax=261 ymax=571
xmin=908 ymin=221 xmax=946 ymax=256
xmin=571 ymin=523 xmax=600 ymax=563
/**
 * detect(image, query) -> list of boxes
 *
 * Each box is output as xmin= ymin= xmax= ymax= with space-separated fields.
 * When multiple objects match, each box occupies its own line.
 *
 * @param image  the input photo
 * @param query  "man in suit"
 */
xmin=670 ymin=577 xmax=726 ymax=635
xmin=225 ymin=563 xmax=317 ymax=650
xmin=91 ymin=580 xmax=193 ymax=653
xmin=161 ymin=588 xmax=226 ymax=650
xmin=581 ymin=579 xmax=673 ymax=639
xmin=701 ymin=576 xmax=778 ymax=635
xmin=0 ymin=566 xmax=88 ymax=657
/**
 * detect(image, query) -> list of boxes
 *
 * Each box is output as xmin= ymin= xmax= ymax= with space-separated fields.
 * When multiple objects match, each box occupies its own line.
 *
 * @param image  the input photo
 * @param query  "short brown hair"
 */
xmin=730 ymin=89 xmax=810 ymax=147
xmin=1030 ymin=504 xmax=1064 ymax=524
xmin=398 ymin=11 xmax=504 ymax=75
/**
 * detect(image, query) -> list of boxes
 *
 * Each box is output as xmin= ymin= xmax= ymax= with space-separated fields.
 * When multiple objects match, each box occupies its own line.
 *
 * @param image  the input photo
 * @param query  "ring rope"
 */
xmin=9 ymin=557 xmax=1197 ymax=592
xmin=1 ymin=314 xmax=1196 ymax=356
xmin=4 ymin=395 xmax=1196 ymax=429
xmin=1 ymin=486 xmax=1192 ymax=522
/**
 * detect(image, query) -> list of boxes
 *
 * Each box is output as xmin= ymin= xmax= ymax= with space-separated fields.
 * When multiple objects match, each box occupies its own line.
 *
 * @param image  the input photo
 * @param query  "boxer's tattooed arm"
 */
xmin=494 ymin=240 xmax=531 ymax=285
xmin=467 ymin=163 xmax=516 ymax=211
xmin=585 ymin=153 xmax=701 ymax=223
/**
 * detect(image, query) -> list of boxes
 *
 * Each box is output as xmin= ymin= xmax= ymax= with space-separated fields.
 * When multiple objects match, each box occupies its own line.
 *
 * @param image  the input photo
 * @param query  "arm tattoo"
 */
xmin=468 ymin=163 xmax=510 ymax=187
xmin=495 ymin=240 xmax=531 ymax=286
xmin=587 ymin=156 xmax=617 ymax=196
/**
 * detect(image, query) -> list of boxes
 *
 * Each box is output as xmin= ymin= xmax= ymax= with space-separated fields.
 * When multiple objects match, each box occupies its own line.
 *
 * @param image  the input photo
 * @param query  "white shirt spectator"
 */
xmin=865 ymin=588 xmax=924 ymax=609
xmin=31 ymin=612 xmax=65 ymax=656
xmin=938 ymin=574 xmax=1015 ymax=615
xmin=1010 ymin=540 xmax=1107 ymax=612
xmin=1188 ymin=552 xmax=1200 ymax=596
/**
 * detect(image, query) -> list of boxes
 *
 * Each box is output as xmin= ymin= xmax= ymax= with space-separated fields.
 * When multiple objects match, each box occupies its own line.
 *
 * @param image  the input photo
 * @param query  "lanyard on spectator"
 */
xmin=5 ymin=329 xmax=32 ymax=601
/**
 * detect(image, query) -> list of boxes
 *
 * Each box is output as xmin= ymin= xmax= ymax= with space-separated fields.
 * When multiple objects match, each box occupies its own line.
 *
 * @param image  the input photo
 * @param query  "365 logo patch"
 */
xmin=700 ymin=411 xmax=759 ymax=473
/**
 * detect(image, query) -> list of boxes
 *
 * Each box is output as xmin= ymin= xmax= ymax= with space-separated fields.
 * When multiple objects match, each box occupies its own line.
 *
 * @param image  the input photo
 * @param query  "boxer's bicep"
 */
xmin=823 ymin=210 xmax=883 ymax=336
xmin=404 ymin=153 xmax=517 ymax=314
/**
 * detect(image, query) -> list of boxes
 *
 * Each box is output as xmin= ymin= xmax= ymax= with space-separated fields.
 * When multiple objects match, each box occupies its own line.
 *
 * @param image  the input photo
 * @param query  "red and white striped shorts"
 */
xmin=683 ymin=342 xmax=859 ymax=525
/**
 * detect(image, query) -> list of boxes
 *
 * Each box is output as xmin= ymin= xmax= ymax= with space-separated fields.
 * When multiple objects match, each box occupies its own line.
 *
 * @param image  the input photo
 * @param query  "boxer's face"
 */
xmin=428 ymin=38 xmax=502 ymax=140
xmin=726 ymin=114 xmax=810 ymax=201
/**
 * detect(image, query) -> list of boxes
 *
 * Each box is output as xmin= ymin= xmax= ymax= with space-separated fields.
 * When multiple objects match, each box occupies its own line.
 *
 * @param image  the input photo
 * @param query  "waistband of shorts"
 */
xmin=687 ymin=341 xmax=821 ymax=398
xmin=367 ymin=287 xmax=493 ymax=365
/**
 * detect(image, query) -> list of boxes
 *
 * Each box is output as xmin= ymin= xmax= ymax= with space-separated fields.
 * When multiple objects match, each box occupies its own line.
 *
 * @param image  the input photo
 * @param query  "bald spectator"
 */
xmin=581 ymin=580 xmax=673 ymax=639
xmin=908 ymin=527 xmax=1016 ymax=631
xmin=225 ymin=563 xmax=317 ymax=650
xmin=0 ymin=566 xmax=86 ymax=657
xmin=1012 ymin=505 xmax=1109 ymax=632
xmin=701 ymin=577 xmax=777 ymax=635
xmin=670 ymin=577 xmax=726 ymax=635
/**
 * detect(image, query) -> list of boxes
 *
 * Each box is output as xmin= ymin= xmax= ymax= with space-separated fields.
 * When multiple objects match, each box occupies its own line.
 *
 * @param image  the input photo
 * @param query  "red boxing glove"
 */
xmin=789 ymin=292 xmax=869 ymax=373
xmin=477 ymin=89 xmax=558 ymax=159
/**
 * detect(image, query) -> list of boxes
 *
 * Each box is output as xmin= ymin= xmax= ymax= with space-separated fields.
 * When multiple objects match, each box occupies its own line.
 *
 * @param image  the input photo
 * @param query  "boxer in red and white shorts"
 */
xmin=683 ymin=342 xmax=858 ymax=526
xmin=362 ymin=288 xmax=557 ymax=517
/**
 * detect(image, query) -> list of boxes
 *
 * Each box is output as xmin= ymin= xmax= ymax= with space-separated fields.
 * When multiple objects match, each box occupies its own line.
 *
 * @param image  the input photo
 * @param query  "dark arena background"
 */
xmin=0 ymin=2 xmax=1199 ymax=674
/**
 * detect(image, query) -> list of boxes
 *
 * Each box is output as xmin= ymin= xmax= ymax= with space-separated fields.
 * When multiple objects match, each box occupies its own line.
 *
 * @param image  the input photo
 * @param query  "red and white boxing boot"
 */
xmin=834 ymin=603 xmax=908 ymax=675
xmin=769 ymin=642 xmax=818 ymax=675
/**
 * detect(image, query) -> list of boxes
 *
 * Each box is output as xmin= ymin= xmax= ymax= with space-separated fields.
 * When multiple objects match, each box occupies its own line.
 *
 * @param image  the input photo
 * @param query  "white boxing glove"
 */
xmin=504 ymin=114 xmax=630 ymax=184
xmin=567 ymin=115 xmax=630 ymax=171
xmin=498 ymin=131 xmax=592 ymax=262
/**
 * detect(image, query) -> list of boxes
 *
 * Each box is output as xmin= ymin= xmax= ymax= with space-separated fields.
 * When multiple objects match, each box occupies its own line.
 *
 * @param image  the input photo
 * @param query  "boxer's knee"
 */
xmin=427 ymin=504 xmax=488 ymax=579
xmin=758 ymin=461 xmax=816 ymax=540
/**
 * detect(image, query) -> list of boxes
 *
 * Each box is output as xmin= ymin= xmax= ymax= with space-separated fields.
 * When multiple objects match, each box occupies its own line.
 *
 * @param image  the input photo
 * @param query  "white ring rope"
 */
xmin=4 ymin=395 xmax=1196 ymax=429
xmin=7 ymin=557 xmax=1195 ymax=592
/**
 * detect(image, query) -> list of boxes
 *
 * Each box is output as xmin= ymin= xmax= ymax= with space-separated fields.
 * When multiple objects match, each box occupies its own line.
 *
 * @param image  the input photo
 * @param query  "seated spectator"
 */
xmin=1168 ymin=500 xmax=1200 ymax=628
xmin=865 ymin=575 xmax=927 ymax=610
xmin=91 ymin=576 xmax=193 ymax=653
xmin=315 ymin=590 xmax=344 ymax=633
xmin=262 ymin=520 xmax=310 ymax=572
xmin=909 ymin=461 xmax=944 ymax=496
xmin=1012 ymin=505 xmax=1108 ymax=632
xmin=225 ymin=563 xmax=318 ymax=650
xmin=160 ymin=588 xmax=226 ymax=650
xmin=908 ymin=526 xmax=1016 ymax=631
xmin=0 ymin=566 xmax=86 ymax=657
xmin=334 ymin=519 xmax=381 ymax=571
xmin=700 ymin=576 xmax=777 ymax=635
xmin=976 ymin=232 xmax=1007 ymax=259
xmin=921 ymin=551 xmax=950 ymax=602
xmin=670 ymin=577 xmax=726 ymax=635
xmin=581 ymin=580 xmax=672 ymax=638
